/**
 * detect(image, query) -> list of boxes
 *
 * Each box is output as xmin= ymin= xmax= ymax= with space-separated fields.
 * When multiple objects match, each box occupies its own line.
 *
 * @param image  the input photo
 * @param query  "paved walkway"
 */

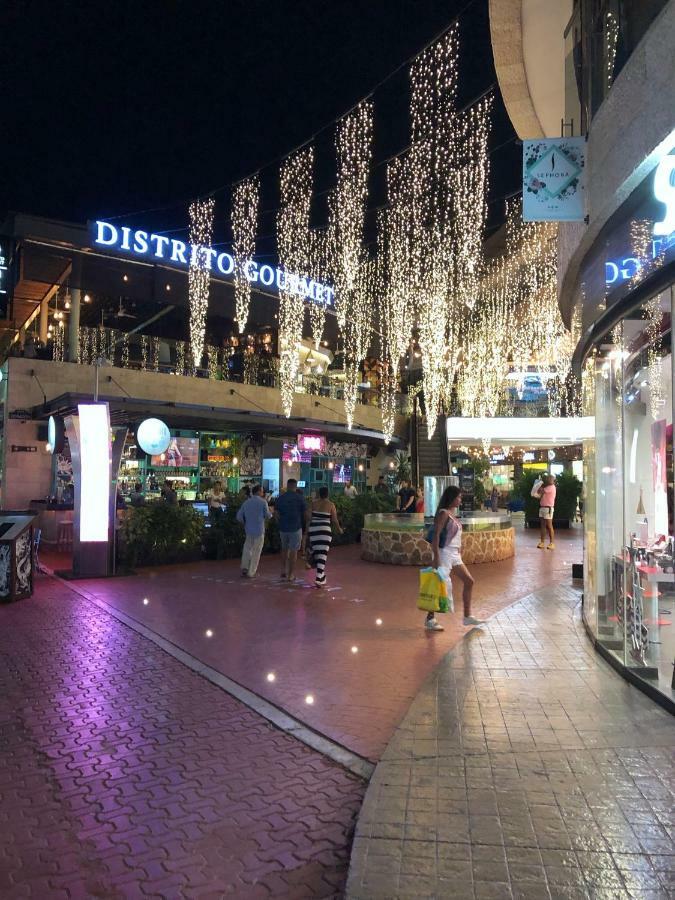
xmin=65 ymin=528 xmax=582 ymax=761
xmin=347 ymin=584 xmax=675 ymax=899
xmin=0 ymin=577 xmax=365 ymax=899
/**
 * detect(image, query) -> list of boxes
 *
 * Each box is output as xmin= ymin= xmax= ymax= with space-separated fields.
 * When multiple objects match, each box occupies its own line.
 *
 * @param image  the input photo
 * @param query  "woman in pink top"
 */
xmin=537 ymin=474 xmax=557 ymax=550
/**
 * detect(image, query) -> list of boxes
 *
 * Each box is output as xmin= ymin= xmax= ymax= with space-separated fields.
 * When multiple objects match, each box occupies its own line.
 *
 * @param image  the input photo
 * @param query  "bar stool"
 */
xmin=57 ymin=520 xmax=73 ymax=552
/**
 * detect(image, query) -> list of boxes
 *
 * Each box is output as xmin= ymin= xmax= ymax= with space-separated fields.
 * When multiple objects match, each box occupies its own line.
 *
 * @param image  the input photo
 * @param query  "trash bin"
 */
xmin=0 ymin=514 xmax=36 ymax=602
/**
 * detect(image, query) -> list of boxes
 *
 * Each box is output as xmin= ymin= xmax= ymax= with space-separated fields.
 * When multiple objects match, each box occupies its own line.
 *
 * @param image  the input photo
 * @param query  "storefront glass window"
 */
xmin=585 ymin=286 xmax=675 ymax=702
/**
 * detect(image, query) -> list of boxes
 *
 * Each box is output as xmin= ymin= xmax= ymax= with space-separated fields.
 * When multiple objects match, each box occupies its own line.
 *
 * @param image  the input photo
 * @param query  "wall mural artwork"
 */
xmin=240 ymin=441 xmax=263 ymax=476
xmin=325 ymin=441 xmax=368 ymax=459
xmin=0 ymin=544 xmax=10 ymax=598
xmin=15 ymin=531 xmax=32 ymax=596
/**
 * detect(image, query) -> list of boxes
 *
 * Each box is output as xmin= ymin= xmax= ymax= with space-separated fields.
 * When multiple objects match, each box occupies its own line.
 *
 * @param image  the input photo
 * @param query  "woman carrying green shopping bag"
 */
xmin=424 ymin=485 xmax=486 ymax=632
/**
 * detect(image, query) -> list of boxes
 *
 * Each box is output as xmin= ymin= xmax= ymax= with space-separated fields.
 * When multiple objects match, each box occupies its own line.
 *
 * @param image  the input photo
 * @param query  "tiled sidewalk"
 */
xmin=68 ymin=530 xmax=582 ymax=761
xmin=347 ymin=585 xmax=675 ymax=899
xmin=0 ymin=577 xmax=365 ymax=898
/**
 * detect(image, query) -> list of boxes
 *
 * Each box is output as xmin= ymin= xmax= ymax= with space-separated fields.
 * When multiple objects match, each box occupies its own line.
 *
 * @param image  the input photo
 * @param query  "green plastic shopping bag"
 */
xmin=417 ymin=567 xmax=449 ymax=614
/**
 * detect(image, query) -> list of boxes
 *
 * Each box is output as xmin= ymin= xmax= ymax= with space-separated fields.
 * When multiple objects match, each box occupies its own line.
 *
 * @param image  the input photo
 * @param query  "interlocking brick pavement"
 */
xmin=0 ymin=577 xmax=365 ymax=898
xmin=66 ymin=528 xmax=582 ymax=761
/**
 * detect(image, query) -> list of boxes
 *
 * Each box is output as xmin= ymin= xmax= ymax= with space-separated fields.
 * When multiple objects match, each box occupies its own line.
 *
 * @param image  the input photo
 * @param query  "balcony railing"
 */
xmin=44 ymin=325 xmax=407 ymax=413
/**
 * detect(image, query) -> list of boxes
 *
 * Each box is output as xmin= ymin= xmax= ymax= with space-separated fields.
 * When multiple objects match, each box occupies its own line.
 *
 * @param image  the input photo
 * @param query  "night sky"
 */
xmin=1 ymin=0 xmax=518 ymax=249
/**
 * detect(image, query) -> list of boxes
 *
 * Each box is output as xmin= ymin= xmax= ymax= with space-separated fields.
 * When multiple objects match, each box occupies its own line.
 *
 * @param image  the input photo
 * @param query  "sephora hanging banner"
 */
xmin=522 ymin=138 xmax=586 ymax=222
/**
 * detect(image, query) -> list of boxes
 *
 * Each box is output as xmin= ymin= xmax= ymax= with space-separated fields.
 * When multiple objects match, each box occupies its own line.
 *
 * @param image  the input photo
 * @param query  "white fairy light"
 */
xmin=308 ymin=229 xmax=329 ymax=349
xmin=231 ymin=176 xmax=260 ymax=334
xmin=188 ymin=197 xmax=215 ymax=368
xmin=327 ymin=100 xmax=374 ymax=429
xmin=277 ymin=147 xmax=314 ymax=417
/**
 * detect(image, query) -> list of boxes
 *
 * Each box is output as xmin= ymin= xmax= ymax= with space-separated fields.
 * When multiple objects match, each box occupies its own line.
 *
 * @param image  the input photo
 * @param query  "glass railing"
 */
xmin=41 ymin=325 xmax=408 ymax=414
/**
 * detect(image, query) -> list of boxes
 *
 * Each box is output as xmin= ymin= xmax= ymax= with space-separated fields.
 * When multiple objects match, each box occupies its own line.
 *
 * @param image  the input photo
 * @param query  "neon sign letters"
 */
xmin=653 ymin=153 xmax=675 ymax=237
xmin=605 ymin=153 xmax=675 ymax=286
xmin=92 ymin=220 xmax=334 ymax=306
xmin=297 ymin=433 xmax=326 ymax=453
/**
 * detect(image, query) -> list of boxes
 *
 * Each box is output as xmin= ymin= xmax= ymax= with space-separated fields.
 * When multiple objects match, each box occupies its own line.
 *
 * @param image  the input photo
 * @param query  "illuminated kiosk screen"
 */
xmin=78 ymin=404 xmax=111 ymax=543
xmin=282 ymin=442 xmax=312 ymax=464
xmin=333 ymin=464 xmax=352 ymax=484
xmin=151 ymin=436 xmax=199 ymax=467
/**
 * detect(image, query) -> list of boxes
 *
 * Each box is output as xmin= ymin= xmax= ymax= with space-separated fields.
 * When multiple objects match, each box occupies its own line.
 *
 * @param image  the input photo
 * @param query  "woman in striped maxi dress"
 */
xmin=306 ymin=487 xmax=343 ymax=588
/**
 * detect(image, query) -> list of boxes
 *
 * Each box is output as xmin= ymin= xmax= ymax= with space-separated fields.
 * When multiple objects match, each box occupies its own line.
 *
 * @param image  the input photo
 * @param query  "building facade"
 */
xmin=491 ymin=0 xmax=675 ymax=706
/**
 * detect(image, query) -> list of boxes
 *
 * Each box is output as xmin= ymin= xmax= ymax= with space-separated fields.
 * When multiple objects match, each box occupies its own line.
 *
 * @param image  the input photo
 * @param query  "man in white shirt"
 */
xmin=344 ymin=481 xmax=358 ymax=499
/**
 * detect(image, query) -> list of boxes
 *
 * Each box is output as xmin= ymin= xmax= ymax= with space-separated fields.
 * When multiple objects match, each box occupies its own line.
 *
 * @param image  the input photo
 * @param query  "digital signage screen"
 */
xmin=151 ymin=436 xmax=199 ymax=468
xmin=282 ymin=442 xmax=312 ymax=464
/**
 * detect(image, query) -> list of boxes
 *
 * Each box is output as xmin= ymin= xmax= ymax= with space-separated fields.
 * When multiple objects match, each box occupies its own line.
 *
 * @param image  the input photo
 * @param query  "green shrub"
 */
xmin=119 ymin=503 xmax=205 ymax=567
xmin=331 ymin=491 xmax=397 ymax=544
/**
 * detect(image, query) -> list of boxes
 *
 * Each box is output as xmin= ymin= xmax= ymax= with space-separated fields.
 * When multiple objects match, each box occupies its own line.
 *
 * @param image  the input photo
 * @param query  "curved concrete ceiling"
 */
xmin=489 ymin=0 xmax=545 ymax=139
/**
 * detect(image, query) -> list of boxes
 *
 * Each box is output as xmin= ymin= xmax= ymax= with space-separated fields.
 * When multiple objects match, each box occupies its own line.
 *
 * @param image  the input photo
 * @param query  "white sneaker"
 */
xmin=425 ymin=618 xmax=444 ymax=632
xmin=463 ymin=616 xmax=486 ymax=626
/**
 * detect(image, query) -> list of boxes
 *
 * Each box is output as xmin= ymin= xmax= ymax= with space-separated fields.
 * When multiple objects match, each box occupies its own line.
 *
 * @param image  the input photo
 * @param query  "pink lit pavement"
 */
xmin=1 ymin=527 xmax=582 ymax=897
xmin=72 ymin=527 xmax=582 ymax=763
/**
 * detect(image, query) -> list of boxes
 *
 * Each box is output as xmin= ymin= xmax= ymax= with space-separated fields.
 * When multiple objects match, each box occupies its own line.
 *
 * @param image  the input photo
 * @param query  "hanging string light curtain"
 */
xmin=328 ymin=100 xmax=374 ymax=429
xmin=377 ymin=159 xmax=414 ymax=444
xmin=408 ymin=25 xmax=461 ymax=437
xmin=188 ymin=197 xmax=215 ymax=368
xmin=308 ymin=228 xmax=328 ymax=349
xmin=231 ymin=176 xmax=260 ymax=334
xmin=277 ymin=147 xmax=315 ymax=417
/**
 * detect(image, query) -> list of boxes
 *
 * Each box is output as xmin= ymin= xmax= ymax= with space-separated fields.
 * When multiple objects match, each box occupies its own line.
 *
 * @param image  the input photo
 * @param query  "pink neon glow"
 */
xmin=78 ymin=404 xmax=110 ymax=542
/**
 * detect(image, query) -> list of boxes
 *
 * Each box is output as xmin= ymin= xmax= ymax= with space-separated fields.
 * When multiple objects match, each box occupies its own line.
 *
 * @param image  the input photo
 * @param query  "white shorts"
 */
xmin=539 ymin=507 xmax=554 ymax=520
xmin=438 ymin=546 xmax=463 ymax=570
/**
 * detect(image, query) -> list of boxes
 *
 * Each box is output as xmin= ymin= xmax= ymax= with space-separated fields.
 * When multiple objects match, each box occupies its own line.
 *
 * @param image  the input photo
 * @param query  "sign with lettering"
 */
xmin=523 ymin=138 xmax=586 ymax=222
xmin=90 ymin=220 xmax=334 ymax=307
xmin=0 ymin=236 xmax=14 ymax=318
xmin=11 ymin=445 xmax=37 ymax=453
xmin=653 ymin=153 xmax=675 ymax=236
xmin=297 ymin=433 xmax=326 ymax=454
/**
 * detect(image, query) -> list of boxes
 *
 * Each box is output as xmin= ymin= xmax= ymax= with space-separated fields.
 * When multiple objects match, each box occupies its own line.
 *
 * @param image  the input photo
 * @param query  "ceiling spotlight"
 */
xmin=232 ymin=457 xmax=239 ymax=466
xmin=166 ymin=284 xmax=171 ymax=292
xmin=375 ymin=618 xmax=383 ymax=626
xmin=143 ymin=598 xmax=149 ymax=606
xmin=351 ymin=646 xmax=359 ymax=654
xmin=123 ymin=274 xmax=129 ymax=282
xmin=84 ymin=293 xmax=91 ymax=303
xmin=305 ymin=694 xmax=314 ymax=705
xmin=266 ymin=672 xmax=276 ymax=683
xmin=205 ymin=629 xmax=213 ymax=638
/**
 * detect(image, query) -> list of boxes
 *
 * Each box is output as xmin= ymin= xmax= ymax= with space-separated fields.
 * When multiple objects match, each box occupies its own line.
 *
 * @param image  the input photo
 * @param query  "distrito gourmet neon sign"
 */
xmin=91 ymin=220 xmax=334 ymax=307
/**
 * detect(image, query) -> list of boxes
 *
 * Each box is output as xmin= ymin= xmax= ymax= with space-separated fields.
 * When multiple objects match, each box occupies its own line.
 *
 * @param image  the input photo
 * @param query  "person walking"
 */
xmin=537 ymin=474 xmax=557 ymax=550
xmin=306 ymin=487 xmax=343 ymax=588
xmin=236 ymin=484 xmax=271 ymax=578
xmin=426 ymin=485 xmax=486 ymax=632
xmin=275 ymin=479 xmax=306 ymax=583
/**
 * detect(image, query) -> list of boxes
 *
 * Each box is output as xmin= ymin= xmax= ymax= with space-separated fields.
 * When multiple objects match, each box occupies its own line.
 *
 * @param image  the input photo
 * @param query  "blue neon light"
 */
xmin=92 ymin=220 xmax=334 ymax=306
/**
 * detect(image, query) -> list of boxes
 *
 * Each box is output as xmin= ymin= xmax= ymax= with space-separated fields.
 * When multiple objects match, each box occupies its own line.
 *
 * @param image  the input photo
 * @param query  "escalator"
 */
xmin=410 ymin=401 xmax=450 ymax=484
